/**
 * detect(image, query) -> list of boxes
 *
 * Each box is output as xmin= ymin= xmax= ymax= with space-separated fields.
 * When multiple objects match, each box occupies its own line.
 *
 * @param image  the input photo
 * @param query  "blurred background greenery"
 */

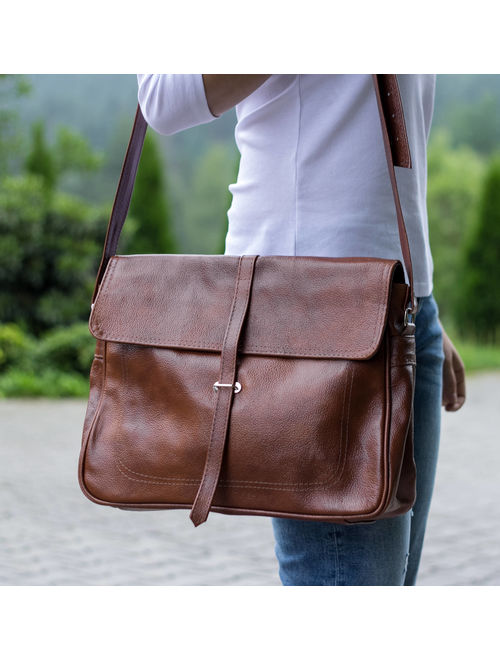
xmin=0 ymin=74 xmax=499 ymax=397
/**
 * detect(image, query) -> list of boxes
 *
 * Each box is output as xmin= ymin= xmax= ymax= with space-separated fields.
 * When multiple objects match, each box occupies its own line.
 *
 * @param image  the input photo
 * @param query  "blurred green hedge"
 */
xmin=0 ymin=322 xmax=93 ymax=398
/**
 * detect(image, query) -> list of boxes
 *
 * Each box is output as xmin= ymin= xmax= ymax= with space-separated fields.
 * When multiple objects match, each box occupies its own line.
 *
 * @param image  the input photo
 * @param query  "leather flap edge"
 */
xmin=89 ymin=255 xmax=403 ymax=360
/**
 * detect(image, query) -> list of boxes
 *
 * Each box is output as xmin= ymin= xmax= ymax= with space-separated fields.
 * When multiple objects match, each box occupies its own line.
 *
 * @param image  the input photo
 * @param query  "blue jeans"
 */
xmin=271 ymin=293 xmax=445 ymax=585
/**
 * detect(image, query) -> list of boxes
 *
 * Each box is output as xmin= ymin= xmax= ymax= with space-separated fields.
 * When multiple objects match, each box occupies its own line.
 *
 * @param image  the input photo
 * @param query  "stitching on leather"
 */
xmin=115 ymin=367 xmax=350 ymax=487
xmin=115 ymin=461 xmax=200 ymax=487
xmin=90 ymin=339 xmax=381 ymax=358
xmin=115 ymin=455 xmax=351 ymax=492
xmin=380 ymin=331 xmax=392 ymax=510
xmin=80 ymin=341 xmax=109 ymax=489
xmin=334 ymin=364 xmax=354 ymax=485
xmin=114 ymin=362 xmax=353 ymax=491
xmin=116 ymin=456 xmax=200 ymax=483
xmin=90 ymin=263 xmax=392 ymax=359
xmin=90 ymin=257 xmax=118 ymax=336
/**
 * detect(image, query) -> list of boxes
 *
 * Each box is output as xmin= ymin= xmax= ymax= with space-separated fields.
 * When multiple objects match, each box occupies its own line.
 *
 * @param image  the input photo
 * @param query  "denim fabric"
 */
xmin=271 ymin=293 xmax=445 ymax=586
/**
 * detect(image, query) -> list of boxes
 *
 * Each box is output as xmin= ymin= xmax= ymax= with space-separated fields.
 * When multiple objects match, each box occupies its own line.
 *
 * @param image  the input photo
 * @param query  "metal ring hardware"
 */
xmin=403 ymin=307 xmax=416 ymax=328
xmin=213 ymin=381 xmax=241 ymax=393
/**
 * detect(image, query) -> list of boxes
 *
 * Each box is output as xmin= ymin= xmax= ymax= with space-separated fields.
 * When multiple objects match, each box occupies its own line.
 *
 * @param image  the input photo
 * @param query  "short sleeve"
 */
xmin=137 ymin=74 xmax=218 ymax=136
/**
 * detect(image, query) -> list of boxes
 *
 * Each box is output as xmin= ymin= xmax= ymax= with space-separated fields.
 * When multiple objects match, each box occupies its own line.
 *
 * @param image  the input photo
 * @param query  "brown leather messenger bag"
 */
xmin=79 ymin=74 xmax=418 ymax=527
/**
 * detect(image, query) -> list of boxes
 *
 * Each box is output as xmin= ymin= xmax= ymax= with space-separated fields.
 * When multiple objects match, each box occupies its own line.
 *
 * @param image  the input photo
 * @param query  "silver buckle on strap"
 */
xmin=213 ymin=381 xmax=242 ymax=394
xmin=403 ymin=306 xmax=417 ymax=328
xmin=403 ymin=294 xmax=419 ymax=328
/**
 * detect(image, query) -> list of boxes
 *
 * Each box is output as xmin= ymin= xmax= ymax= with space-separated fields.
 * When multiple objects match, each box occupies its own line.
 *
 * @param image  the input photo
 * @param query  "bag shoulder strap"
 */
xmin=372 ymin=74 xmax=416 ymax=313
xmin=92 ymin=74 xmax=417 ymax=314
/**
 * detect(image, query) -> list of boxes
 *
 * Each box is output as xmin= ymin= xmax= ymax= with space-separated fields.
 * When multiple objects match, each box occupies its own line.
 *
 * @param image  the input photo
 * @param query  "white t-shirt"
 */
xmin=137 ymin=74 xmax=436 ymax=297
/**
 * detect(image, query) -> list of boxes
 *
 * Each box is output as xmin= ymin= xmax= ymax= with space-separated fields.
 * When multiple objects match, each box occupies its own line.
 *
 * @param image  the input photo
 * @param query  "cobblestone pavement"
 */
xmin=0 ymin=372 xmax=498 ymax=586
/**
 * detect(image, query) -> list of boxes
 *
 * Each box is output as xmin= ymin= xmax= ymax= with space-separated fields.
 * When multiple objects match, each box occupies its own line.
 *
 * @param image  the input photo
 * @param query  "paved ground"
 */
xmin=0 ymin=372 xmax=498 ymax=586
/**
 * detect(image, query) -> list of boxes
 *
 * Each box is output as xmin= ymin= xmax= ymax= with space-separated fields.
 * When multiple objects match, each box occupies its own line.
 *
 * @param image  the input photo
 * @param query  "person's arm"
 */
xmin=137 ymin=74 xmax=271 ymax=136
xmin=202 ymin=74 xmax=271 ymax=117
xmin=440 ymin=321 xmax=466 ymax=412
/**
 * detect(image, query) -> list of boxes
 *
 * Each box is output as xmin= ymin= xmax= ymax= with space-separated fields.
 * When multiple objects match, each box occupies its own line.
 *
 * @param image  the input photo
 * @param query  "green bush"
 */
xmin=454 ymin=341 xmax=500 ymax=372
xmin=0 ymin=367 xmax=89 ymax=398
xmin=33 ymin=322 xmax=95 ymax=375
xmin=0 ymin=323 xmax=34 ymax=371
xmin=0 ymin=174 xmax=110 ymax=335
xmin=0 ymin=321 xmax=94 ymax=396
xmin=427 ymin=129 xmax=485 ymax=324
xmin=455 ymin=153 xmax=500 ymax=343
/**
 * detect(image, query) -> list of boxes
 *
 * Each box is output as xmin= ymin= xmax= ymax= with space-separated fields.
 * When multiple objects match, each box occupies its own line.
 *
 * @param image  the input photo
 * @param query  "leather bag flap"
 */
xmin=89 ymin=255 xmax=403 ymax=359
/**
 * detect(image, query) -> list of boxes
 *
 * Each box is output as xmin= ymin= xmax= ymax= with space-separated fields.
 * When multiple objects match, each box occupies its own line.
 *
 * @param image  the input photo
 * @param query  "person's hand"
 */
xmin=440 ymin=322 xmax=466 ymax=412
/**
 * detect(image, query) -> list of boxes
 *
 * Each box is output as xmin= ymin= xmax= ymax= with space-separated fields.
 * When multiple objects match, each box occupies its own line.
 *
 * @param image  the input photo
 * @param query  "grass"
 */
xmin=451 ymin=339 xmax=500 ymax=372
xmin=443 ymin=321 xmax=500 ymax=372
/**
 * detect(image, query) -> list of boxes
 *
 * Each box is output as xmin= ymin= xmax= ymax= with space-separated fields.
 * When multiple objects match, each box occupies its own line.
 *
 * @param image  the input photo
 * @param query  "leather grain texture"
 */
xmin=78 ymin=74 xmax=418 ymax=525
xmin=90 ymin=255 xmax=401 ymax=359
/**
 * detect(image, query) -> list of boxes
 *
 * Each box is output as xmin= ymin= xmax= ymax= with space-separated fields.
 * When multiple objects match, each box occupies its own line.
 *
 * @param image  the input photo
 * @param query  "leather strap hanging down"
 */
xmin=375 ymin=75 xmax=412 ymax=169
xmin=190 ymin=254 xmax=258 ymax=527
xmin=92 ymin=74 xmax=416 ymax=312
xmin=91 ymin=105 xmax=148 ymax=303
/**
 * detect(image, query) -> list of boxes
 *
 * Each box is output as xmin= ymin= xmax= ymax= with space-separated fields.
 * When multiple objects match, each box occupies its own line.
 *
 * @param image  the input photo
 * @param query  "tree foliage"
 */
xmin=0 ymin=112 xmax=135 ymax=336
xmin=25 ymin=121 xmax=57 ymax=193
xmin=433 ymin=76 xmax=500 ymax=155
xmin=426 ymin=129 xmax=485 ymax=322
xmin=124 ymin=131 xmax=177 ymax=254
xmin=25 ymin=120 xmax=102 ymax=195
xmin=182 ymin=142 xmax=237 ymax=254
xmin=448 ymin=93 xmax=500 ymax=156
xmin=0 ymin=74 xmax=31 ymax=177
xmin=455 ymin=154 xmax=500 ymax=343
xmin=0 ymin=174 xmax=111 ymax=335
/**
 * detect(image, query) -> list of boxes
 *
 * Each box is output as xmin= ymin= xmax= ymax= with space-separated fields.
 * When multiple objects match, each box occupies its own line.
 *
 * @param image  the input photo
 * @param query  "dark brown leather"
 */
xmin=373 ymin=74 xmax=416 ymax=313
xmin=79 ymin=74 xmax=417 ymax=526
xmin=90 ymin=256 xmax=401 ymax=359
xmin=375 ymin=74 xmax=412 ymax=169
xmin=190 ymin=254 xmax=258 ymax=526
xmin=92 ymin=106 xmax=147 ymax=304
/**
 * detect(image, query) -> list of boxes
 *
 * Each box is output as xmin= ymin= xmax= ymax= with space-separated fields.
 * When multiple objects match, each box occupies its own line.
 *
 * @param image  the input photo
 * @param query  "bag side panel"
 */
xmin=378 ymin=332 xmax=417 ymax=518
xmin=79 ymin=339 xmax=108 ymax=501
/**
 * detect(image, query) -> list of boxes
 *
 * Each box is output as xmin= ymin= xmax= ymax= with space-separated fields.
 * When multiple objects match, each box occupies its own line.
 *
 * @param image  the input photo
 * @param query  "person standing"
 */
xmin=136 ymin=73 xmax=466 ymax=585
